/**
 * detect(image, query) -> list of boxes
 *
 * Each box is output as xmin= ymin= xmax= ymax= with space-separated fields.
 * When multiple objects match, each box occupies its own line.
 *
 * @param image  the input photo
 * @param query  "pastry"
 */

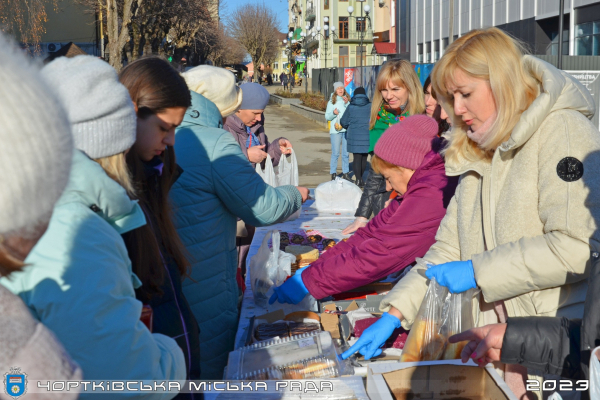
xmin=285 ymin=246 xmax=319 ymax=261
xmin=306 ymin=234 xmax=323 ymax=243
xmin=280 ymin=232 xmax=290 ymax=245
xmin=291 ymin=234 xmax=305 ymax=244
xmin=255 ymin=322 xmax=289 ymax=341
xmin=289 ymin=322 xmax=320 ymax=336
xmin=322 ymin=239 xmax=336 ymax=249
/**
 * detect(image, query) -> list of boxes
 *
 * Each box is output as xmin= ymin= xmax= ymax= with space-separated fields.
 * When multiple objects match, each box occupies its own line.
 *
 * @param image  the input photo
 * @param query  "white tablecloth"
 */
xmin=233 ymin=197 xmax=356 ymax=349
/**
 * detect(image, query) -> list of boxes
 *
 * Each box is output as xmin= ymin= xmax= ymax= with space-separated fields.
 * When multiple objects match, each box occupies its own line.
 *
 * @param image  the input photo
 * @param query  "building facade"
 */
xmin=290 ymin=0 xmax=387 ymax=73
xmin=411 ymin=0 xmax=600 ymax=63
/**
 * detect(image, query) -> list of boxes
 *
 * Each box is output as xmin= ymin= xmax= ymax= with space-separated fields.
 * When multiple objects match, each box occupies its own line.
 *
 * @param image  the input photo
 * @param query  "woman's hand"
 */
xmin=449 ymin=323 xmax=507 ymax=367
xmin=333 ymin=108 xmax=339 ymax=115
xmin=342 ymin=217 xmax=368 ymax=235
xmin=341 ymin=310 xmax=403 ymax=360
xmin=247 ymin=145 xmax=267 ymax=164
xmin=425 ymin=260 xmax=477 ymax=293
xmin=296 ymin=186 xmax=310 ymax=203
xmin=343 ymin=96 xmax=349 ymax=103
xmin=279 ymin=139 xmax=292 ymax=155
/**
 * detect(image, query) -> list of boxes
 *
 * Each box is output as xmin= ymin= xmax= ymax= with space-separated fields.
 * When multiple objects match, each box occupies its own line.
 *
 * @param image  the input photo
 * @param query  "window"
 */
xmin=356 ymin=17 xmax=366 ymax=32
xmin=418 ymin=43 xmax=423 ymax=63
xmin=425 ymin=42 xmax=430 ymax=63
xmin=339 ymin=46 xmax=349 ymax=67
xmin=356 ymin=45 xmax=366 ymax=67
xmin=324 ymin=0 xmax=329 ymax=10
xmin=433 ymin=41 xmax=439 ymax=62
xmin=274 ymin=62 xmax=279 ymax=69
xmin=548 ymin=29 xmax=569 ymax=55
xmin=339 ymin=17 xmax=349 ymax=39
xmin=576 ymin=21 xmax=600 ymax=55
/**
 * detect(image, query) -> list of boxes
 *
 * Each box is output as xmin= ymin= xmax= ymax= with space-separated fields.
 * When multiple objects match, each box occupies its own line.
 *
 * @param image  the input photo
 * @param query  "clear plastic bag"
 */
xmin=400 ymin=273 xmax=477 ymax=362
xmin=314 ymin=177 xmax=362 ymax=212
xmin=250 ymin=230 xmax=294 ymax=307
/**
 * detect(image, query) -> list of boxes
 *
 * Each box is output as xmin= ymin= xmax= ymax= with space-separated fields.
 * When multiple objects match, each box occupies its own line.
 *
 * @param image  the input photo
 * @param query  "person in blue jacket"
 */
xmin=171 ymin=70 xmax=309 ymax=379
xmin=325 ymin=82 xmax=350 ymax=181
xmin=340 ymin=86 xmax=371 ymax=187
xmin=1 ymin=55 xmax=186 ymax=399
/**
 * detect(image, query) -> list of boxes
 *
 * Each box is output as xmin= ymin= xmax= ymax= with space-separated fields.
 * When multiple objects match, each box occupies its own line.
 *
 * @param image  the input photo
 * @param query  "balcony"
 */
xmin=305 ymin=35 xmax=320 ymax=49
xmin=333 ymin=26 xmax=373 ymax=43
xmin=305 ymin=6 xmax=315 ymax=21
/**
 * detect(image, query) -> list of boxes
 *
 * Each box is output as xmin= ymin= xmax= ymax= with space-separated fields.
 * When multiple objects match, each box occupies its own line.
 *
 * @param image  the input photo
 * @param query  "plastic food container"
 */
xmin=225 ymin=331 xmax=352 ymax=380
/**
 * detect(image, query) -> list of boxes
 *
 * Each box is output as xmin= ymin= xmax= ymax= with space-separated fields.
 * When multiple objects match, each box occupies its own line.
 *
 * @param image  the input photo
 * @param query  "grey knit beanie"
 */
xmin=239 ymin=83 xmax=270 ymax=110
xmin=41 ymin=55 xmax=136 ymax=159
xmin=0 ymin=34 xmax=73 ymax=236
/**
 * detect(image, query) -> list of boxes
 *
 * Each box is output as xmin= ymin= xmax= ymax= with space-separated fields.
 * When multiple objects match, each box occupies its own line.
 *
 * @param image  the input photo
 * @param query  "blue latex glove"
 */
xmin=341 ymin=312 xmax=401 ymax=360
xmin=269 ymin=267 xmax=309 ymax=305
xmin=425 ymin=260 xmax=477 ymax=294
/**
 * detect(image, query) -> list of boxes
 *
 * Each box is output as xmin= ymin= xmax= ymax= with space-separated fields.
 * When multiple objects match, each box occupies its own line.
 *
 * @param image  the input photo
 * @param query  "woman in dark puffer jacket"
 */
xmin=340 ymin=87 xmax=371 ymax=188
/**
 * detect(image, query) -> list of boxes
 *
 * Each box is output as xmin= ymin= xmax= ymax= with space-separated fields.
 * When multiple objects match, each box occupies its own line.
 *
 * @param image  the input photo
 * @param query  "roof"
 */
xmin=44 ymin=42 xmax=88 ymax=63
xmin=373 ymin=42 xmax=397 ymax=55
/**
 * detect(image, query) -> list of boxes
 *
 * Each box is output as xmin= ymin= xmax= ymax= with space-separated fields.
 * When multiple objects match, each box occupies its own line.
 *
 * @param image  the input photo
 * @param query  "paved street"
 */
xmin=263 ymin=104 xmax=332 ymax=187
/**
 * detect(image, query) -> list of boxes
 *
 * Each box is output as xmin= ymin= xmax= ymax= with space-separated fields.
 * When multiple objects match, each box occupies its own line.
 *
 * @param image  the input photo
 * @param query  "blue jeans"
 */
xmin=330 ymin=133 xmax=349 ymax=174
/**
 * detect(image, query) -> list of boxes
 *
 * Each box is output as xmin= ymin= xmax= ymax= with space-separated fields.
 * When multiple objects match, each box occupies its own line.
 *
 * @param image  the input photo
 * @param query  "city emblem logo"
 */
xmin=4 ymin=367 xmax=27 ymax=399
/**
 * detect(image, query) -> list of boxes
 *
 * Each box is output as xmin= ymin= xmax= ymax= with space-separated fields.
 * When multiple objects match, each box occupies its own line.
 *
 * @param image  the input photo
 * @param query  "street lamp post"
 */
xmin=348 ymin=1 xmax=372 ymax=87
xmin=312 ymin=18 xmax=337 ymax=69
xmin=301 ymin=27 xmax=309 ymax=94
xmin=282 ymin=31 xmax=294 ymax=90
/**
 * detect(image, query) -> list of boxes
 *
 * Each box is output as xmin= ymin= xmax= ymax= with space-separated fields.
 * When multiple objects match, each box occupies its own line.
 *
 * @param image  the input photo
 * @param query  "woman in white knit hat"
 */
xmin=0 ymin=33 xmax=82 ymax=399
xmin=0 ymin=54 xmax=186 ymax=395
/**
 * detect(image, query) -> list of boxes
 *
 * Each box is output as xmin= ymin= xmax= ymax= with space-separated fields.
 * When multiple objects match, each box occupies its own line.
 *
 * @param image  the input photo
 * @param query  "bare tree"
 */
xmin=209 ymin=24 xmax=246 ymax=66
xmin=76 ymin=0 xmax=218 ymax=70
xmin=228 ymin=3 xmax=279 ymax=78
xmin=0 ymin=0 xmax=58 ymax=52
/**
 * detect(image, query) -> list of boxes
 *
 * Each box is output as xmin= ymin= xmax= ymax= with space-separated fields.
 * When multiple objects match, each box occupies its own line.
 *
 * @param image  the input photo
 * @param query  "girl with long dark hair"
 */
xmin=119 ymin=57 xmax=201 ymax=388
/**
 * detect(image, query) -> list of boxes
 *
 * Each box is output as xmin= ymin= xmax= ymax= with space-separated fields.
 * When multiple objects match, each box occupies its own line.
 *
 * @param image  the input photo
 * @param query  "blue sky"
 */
xmin=221 ymin=0 xmax=289 ymax=32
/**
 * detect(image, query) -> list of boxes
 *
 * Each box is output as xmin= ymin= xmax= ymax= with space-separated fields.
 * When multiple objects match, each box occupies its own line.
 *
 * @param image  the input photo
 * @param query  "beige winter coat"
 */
xmin=381 ymin=56 xmax=600 ymax=330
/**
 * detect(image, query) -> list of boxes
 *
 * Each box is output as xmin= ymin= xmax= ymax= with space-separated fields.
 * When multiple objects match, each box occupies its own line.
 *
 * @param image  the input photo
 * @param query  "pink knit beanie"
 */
xmin=374 ymin=115 xmax=439 ymax=170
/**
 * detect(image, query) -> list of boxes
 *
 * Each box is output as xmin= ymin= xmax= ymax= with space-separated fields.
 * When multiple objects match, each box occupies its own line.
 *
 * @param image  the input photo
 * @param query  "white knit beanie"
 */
xmin=0 ymin=34 xmax=73 ymax=236
xmin=182 ymin=65 xmax=243 ymax=117
xmin=41 ymin=55 xmax=136 ymax=159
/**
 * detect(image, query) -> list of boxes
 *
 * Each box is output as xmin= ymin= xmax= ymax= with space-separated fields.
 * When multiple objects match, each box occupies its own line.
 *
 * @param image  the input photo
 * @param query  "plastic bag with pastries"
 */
xmin=400 ymin=267 xmax=477 ymax=362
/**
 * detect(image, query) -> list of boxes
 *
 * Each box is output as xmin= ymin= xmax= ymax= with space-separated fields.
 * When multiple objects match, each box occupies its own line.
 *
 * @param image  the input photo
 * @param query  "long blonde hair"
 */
xmin=94 ymin=152 xmax=136 ymax=197
xmin=331 ymin=88 xmax=350 ymax=105
xmin=431 ymin=27 xmax=539 ymax=163
xmin=369 ymin=60 xmax=425 ymax=130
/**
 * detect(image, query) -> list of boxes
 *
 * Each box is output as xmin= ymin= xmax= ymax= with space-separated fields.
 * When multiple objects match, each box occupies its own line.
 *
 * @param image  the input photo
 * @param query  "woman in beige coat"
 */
xmin=343 ymin=27 xmax=600 ymax=398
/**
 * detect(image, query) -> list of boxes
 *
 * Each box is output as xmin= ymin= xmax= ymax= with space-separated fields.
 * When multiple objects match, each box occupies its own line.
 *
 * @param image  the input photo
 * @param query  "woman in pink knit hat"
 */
xmin=269 ymin=115 xmax=459 ymax=306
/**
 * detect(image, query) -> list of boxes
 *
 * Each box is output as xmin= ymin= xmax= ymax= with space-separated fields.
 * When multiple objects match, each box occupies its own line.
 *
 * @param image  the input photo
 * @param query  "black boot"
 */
xmin=357 ymin=179 xmax=365 ymax=188
xmin=331 ymin=173 xmax=337 ymax=180
xmin=342 ymin=173 xmax=351 ymax=181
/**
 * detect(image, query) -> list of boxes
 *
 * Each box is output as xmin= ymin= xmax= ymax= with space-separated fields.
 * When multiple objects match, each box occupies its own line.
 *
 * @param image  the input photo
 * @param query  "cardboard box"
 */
xmin=367 ymin=359 xmax=517 ymax=400
xmin=317 ymin=282 xmax=393 ymax=313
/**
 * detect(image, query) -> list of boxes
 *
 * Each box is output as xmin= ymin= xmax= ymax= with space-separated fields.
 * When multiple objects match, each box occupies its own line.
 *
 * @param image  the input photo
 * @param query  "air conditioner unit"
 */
xmin=47 ymin=43 xmax=61 ymax=52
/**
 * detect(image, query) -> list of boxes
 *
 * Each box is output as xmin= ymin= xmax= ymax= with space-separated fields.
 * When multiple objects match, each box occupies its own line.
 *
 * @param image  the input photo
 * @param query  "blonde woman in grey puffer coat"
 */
xmin=0 ymin=34 xmax=81 ymax=399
